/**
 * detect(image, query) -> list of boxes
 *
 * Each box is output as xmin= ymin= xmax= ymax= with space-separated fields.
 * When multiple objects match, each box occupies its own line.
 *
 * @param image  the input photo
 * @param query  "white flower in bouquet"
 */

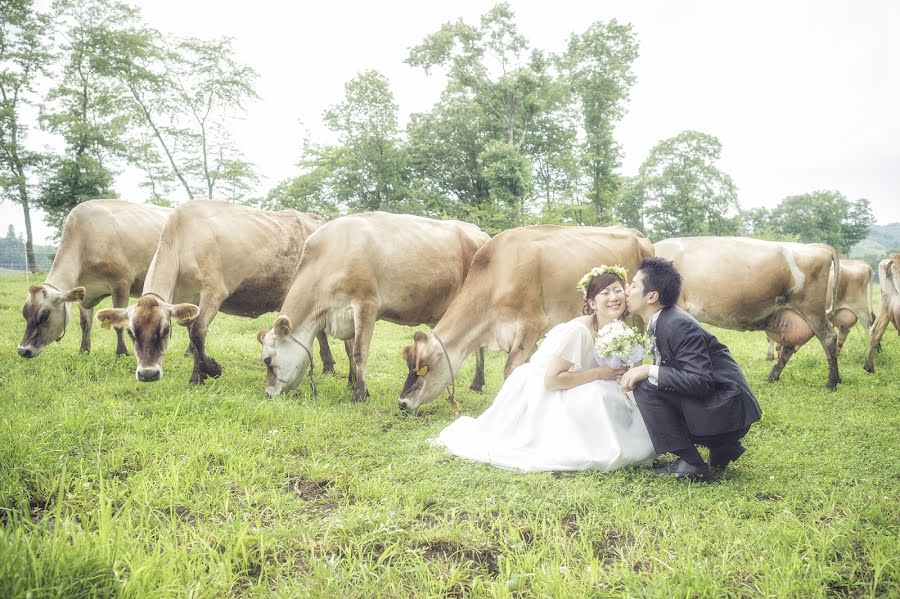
xmin=594 ymin=320 xmax=654 ymax=368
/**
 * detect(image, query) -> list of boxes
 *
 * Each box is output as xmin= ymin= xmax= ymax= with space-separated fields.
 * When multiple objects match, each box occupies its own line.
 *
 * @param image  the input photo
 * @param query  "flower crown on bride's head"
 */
xmin=577 ymin=265 xmax=629 ymax=298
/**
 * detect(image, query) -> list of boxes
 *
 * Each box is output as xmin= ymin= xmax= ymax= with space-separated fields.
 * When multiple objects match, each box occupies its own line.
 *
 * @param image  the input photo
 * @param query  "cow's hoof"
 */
xmin=469 ymin=382 xmax=484 ymax=393
xmin=115 ymin=350 xmax=129 ymax=357
xmin=189 ymin=375 xmax=206 ymax=386
xmin=351 ymin=389 xmax=369 ymax=403
xmin=203 ymin=361 xmax=222 ymax=379
xmin=766 ymin=375 xmax=780 ymax=383
xmin=864 ymin=364 xmax=875 ymax=374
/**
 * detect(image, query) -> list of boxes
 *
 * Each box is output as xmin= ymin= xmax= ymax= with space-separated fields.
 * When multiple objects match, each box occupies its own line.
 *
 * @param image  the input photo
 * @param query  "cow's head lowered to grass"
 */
xmin=258 ymin=315 xmax=312 ymax=397
xmin=96 ymin=295 xmax=199 ymax=382
xmin=18 ymin=284 xmax=86 ymax=358
xmin=398 ymin=331 xmax=455 ymax=410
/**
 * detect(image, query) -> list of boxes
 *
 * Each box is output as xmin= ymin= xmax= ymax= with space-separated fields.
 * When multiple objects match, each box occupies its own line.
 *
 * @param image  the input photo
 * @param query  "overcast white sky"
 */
xmin=3 ymin=0 xmax=899 ymax=245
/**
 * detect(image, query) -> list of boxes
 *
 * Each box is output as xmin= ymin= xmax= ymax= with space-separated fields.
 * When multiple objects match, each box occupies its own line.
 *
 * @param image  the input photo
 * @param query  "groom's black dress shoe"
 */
xmin=652 ymin=459 xmax=710 ymax=482
xmin=710 ymin=443 xmax=746 ymax=471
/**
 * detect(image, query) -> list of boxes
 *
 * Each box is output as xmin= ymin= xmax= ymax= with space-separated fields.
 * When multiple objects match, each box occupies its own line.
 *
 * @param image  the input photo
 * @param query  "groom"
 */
xmin=620 ymin=257 xmax=762 ymax=481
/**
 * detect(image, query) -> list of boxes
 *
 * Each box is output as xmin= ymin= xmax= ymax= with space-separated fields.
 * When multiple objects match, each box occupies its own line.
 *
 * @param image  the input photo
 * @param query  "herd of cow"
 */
xmin=16 ymin=200 xmax=900 ymax=410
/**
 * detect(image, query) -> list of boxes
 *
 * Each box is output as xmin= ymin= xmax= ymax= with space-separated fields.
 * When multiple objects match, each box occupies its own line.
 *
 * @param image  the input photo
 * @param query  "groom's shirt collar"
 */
xmin=647 ymin=308 xmax=663 ymax=333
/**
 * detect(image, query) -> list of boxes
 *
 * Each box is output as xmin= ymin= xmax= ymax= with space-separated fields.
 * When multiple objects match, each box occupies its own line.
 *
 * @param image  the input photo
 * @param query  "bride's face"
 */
xmin=589 ymin=282 xmax=627 ymax=320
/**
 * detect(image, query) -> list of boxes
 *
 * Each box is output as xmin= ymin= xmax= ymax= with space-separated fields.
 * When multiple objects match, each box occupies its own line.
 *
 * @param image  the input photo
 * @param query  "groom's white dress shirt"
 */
xmin=646 ymin=309 xmax=662 ymax=387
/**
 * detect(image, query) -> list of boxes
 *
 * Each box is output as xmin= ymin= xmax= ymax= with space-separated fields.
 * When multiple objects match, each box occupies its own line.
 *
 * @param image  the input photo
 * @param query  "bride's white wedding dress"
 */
xmin=435 ymin=320 xmax=657 ymax=473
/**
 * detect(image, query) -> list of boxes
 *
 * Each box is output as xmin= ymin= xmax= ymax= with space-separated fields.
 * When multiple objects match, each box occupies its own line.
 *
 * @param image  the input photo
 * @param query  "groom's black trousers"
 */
xmin=634 ymin=381 xmax=749 ymax=461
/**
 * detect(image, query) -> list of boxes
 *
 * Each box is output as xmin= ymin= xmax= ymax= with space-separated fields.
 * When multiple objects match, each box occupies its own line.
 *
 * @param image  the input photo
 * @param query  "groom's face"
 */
xmin=625 ymin=271 xmax=649 ymax=313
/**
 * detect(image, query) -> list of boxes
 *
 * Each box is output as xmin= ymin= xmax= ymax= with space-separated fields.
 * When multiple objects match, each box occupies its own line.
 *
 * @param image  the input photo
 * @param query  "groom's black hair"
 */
xmin=637 ymin=257 xmax=682 ymax=307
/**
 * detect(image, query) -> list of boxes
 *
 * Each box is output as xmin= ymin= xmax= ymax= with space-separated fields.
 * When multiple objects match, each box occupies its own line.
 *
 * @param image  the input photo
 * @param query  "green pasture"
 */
xmin=0 ymin=273 xmax=897 ymax=597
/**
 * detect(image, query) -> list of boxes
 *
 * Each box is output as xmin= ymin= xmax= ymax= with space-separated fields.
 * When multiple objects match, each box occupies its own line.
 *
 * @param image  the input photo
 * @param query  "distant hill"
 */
xmin=850 ymin=223 xmax=900 ymax=270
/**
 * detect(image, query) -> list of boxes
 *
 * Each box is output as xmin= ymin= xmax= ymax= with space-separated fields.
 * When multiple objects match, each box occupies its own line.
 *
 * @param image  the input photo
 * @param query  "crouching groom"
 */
xmin=620 ymin=257 xmax=762 ymax=481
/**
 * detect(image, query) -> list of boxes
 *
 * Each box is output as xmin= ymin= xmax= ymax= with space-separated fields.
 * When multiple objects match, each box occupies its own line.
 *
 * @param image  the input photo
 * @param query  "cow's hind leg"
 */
xmin=316 ymin=330 xmax=336 ymax=375
xmin=189 ymin=292 xmax=225 ymax=385
xmin=79 ymin=304 xmax=94 ymax=353
xmin=469 ymin=348 xmax=485 ymax=392
xmin=810 ymin=316 xmax=841 ymax=388
xmin=864 ymin=307 xmax=892 ymax=373
xmin=349 ymin=302 xmax=377 ymax=403
xmin=766 ymin=338 xmax=775 ymax=361
xmin=345 ymin=340 xmax=357 ymax=388
xmin=112 ymin=285 xmax=130 ymax=356
xmin=767 ymin=345 xmax=796 ymax=382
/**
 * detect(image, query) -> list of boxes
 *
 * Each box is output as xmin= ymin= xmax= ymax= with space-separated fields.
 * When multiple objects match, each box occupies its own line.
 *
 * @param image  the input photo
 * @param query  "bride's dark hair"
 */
xmin=581 ymin=272 xmax=629 ymax=318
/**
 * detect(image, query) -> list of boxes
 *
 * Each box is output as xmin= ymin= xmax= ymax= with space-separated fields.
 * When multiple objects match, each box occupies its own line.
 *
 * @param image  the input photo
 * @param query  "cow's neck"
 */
xmin=432 ymin=300 xmax=490 ymax=377
xmin=141 ymin=240 xmax=180 ymax=302
xmin=44 ymin=244 xmax=80 ymax=292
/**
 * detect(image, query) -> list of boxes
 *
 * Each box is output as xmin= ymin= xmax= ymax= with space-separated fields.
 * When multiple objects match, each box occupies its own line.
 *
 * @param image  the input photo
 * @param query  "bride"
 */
xmin=434 ymin=266 xmax=657 ymax=473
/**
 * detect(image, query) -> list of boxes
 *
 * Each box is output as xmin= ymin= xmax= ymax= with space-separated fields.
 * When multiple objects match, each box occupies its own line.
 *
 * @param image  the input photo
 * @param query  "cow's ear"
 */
xmin=274 ymin=315 xmax=292 ymax=337
xmin=60 ymin=286 xmax=86 ymax=303
xmin=413 ymin=331 xmax=428 ymax=344
xmin=402 ymin=345 xmax=414 ymax=367
xmin=96 ymin=308 xmax=128 ymax=330
xmin=171 ymin=303 xmax=200 ymax=326
xmin=257 ymin=330 xmax=267 ymax=345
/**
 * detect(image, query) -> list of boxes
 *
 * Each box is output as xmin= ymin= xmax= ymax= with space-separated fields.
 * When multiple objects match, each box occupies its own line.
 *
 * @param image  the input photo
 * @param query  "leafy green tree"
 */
xmin=634 ymin=130 xmax=740 ymax=240
xmin=0 ymin=0 xmax=52 ymax=272
xmin=770 ymin=191 xmax=875 ymax=253
xmin=559 ymin=20 xmax=638 ymax=224
xmin=37 ymin=0 xmax=137 ymax=234
xmin=93 ymin=9 xmax=259 ymax=201
xmin=319 ymin=70 xmax=408 ymax=212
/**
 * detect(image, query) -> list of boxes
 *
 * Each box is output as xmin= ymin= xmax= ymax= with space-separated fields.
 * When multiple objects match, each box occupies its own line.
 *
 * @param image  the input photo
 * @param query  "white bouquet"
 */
xmin=594 ymin=320 xmax=654 ymax=369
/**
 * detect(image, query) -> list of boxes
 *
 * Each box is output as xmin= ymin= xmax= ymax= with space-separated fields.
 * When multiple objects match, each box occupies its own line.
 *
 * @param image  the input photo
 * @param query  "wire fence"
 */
xmin=0 ymin=246 xmax=58 ymax=284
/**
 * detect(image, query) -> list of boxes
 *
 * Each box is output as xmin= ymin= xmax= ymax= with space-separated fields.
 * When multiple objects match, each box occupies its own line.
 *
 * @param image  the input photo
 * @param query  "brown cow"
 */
xmin=18 ymin=199 xmax=171 ymax=358
xmin=96 ymin=200 xmax=335 ymax=384
xmin=654 ymin=237 xmax=841 ymax=389
xmin=397 ymin=225 xmax=654 ymax=410
xmin=766 ymin=258 xmax=874 ymax=360
xmin=258 ymin=212 xmax=490 ymax=402
xmin=864 ymin=253 xmax=900 ymax=373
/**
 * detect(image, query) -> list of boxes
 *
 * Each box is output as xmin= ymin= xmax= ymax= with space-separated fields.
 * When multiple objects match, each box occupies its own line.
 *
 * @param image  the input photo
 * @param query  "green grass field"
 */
xmin=1 ymin=273 xmax=898 ymax=598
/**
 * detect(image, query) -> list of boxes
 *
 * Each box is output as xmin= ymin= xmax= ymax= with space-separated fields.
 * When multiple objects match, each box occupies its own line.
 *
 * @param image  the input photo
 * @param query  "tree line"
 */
xmin=1 ymin=1 xmax=876 ymax=273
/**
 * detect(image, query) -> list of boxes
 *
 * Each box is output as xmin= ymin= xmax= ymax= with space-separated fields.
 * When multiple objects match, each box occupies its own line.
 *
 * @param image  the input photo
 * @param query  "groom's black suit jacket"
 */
xmin=649 ymin=306 xmax=761 ymax=437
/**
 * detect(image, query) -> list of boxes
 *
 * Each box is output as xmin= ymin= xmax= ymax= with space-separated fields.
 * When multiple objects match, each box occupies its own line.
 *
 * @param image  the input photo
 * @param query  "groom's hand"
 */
xmin=620 ymin=364 xmax=651 ymax=391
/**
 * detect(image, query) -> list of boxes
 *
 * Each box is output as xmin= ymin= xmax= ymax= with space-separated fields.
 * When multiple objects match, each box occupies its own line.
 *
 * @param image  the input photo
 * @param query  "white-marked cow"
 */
xmin=864 ymin=253 xmax=900 ymax=373
xmin=96 ymin=200 xmax=335 ymax=384
xmin=654 ymin=237 xmax=841 ymax=389
xmin=258 ymin=212 xmax=490 ymax=402
xmin=397 ymin=225 xmax=654 ymax=410
xmin=18 ymin=199 xmax=171 ymax=358
xmin=766 ymin=258 xmax=874 ymax=360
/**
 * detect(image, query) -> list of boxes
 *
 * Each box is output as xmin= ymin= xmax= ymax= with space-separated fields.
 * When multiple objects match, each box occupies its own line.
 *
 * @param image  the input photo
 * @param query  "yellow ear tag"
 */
xmin=415 ymin=366 xmax=428 ymax=376
xmin=448 ymin=396 xmax=461 ymax=414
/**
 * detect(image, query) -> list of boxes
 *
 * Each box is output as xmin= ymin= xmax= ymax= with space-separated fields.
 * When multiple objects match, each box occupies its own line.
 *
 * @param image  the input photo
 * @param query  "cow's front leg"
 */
xmin=316 ymin=330 xmax=336 ymax=375
xmin=503 ymin=323 xmax=541 ymax=379
xmin=350 ymin=302 xmax=377 ymax=402
xmin=78 ymin=304 xmax=94 ymax=353
xmin=469 ymin=347 xmax=486 ymax=392
xmin=112 ymin=284 xmax=130 ymax=356
xmin=189 ymin=292 xmax=225 ymax=385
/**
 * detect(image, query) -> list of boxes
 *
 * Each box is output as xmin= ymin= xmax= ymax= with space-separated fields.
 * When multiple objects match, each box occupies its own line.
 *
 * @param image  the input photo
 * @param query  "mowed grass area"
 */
xmin=0 ymin=273 xmax=898 ymax=598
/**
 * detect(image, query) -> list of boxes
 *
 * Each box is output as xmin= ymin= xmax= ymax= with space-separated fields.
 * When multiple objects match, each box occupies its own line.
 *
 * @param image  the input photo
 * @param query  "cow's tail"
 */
xmin=822 ymin=245 xmax=840 ymax=317
xmin=866 ymin=262 xmax=875 ymax=326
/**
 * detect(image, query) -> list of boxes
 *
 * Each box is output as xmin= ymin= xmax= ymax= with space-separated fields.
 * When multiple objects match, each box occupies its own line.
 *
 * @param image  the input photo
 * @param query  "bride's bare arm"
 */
xmin=544 ymin=357 xmax=627 ymax=391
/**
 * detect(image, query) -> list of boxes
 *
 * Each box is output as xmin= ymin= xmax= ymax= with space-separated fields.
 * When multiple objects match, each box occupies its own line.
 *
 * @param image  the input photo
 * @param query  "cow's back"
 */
xmin=51 ymin=199 xmax=171 ymax=298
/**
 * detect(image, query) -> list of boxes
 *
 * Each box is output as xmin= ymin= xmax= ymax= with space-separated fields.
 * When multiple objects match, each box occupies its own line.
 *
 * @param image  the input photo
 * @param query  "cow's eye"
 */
xmin=38 ymin=312 xmax=49 ymax=323
xmin=161 ymin=325 xmax=170 ymax=337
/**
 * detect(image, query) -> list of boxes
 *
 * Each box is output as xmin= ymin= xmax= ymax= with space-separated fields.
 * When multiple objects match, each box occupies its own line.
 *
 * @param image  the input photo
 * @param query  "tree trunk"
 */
xmin=17 ymin=177 xmax=36 ymax=273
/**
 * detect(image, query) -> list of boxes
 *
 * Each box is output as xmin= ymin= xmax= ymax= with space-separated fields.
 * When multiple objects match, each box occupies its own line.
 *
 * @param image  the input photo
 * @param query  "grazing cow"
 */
xmin=864 ymin=253 xmax=900 ymax=373
xmin=258 ymin=212 xmax=490 ymax=402
xmin=397 ymin=225 xmax=654 ymax=410
xmin=654 ymin=237 xmax=841 ymax=389
xmin=18 ymin=199 xmax=171 ymax=359
xmin=96 ymin=200 xmax=335 ymax=384
xmin=766 ymin=259 xmax=874 ymax=360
